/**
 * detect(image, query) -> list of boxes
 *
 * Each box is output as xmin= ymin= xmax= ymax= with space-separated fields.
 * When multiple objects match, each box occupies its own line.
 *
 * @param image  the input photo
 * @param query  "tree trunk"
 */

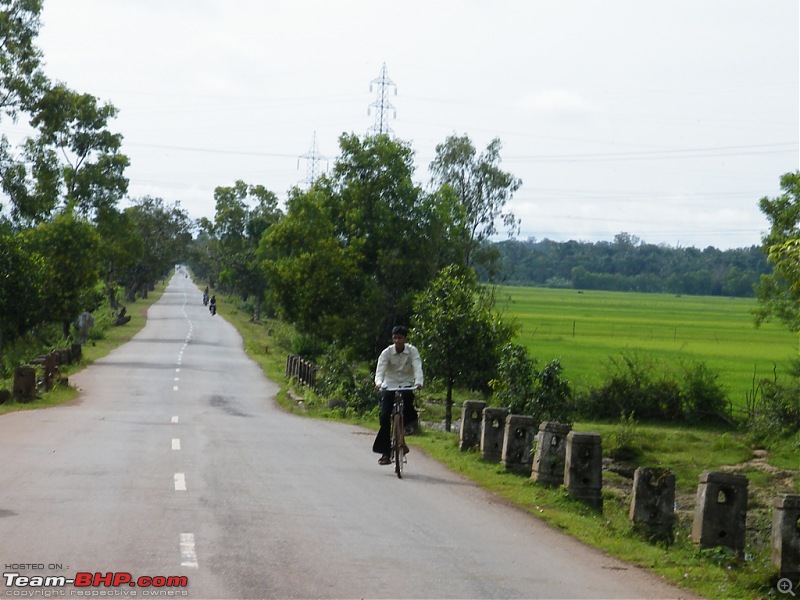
xmin=445 ymin=381 xmax=454 ymax=432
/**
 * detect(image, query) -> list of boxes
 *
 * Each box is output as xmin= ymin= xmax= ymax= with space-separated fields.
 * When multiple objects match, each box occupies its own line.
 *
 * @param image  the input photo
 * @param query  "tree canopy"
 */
xmin=754 ymin=170 xmax=800 ymax=331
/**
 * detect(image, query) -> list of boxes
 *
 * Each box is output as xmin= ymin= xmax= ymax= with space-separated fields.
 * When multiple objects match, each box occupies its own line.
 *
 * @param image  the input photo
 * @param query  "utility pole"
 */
xmin=367 ymin=62 xmax=397 ymax=136
xmin=297 ymin=131 xmax=327 ymax=187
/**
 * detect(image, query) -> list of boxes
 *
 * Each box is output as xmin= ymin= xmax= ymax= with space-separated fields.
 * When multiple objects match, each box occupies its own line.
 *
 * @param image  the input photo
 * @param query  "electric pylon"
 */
xmin=297 ymin=132 xmax=327 ymax=187
xmin=367 ymin=62 xmax=397 ymax=136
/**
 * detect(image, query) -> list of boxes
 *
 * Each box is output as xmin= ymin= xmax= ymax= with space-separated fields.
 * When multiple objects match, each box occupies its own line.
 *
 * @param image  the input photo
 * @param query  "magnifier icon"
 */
xmin=778 ymin=578 xmax=796 ymax=596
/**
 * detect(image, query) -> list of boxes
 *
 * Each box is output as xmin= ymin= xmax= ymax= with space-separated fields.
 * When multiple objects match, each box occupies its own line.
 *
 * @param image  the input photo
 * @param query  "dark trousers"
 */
xmin=372 ymin=390 xmax=418 ymax=455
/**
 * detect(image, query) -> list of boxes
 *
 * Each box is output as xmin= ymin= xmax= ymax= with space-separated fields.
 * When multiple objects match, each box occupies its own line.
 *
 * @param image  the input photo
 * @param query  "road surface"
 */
xmin=0 ymin=271 xmax=701 ymax=599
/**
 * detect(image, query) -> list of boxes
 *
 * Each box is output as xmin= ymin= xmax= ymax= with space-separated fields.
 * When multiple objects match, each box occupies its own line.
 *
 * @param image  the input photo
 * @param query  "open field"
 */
xmin=496 ymin=286 xmax=799 ymax=408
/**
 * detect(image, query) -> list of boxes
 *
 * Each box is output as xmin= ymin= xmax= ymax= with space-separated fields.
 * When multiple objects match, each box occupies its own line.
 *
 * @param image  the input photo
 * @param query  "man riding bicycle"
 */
xmin=372 ymin=325 xmax=423 ymax=465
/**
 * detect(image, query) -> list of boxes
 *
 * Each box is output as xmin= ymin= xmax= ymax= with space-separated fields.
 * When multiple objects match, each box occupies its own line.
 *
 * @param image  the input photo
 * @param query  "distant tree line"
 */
xmin=491 ymin=232 xmax=770 ymax=297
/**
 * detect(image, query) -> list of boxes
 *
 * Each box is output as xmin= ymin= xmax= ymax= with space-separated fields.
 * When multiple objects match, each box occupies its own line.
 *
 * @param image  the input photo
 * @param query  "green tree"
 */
xmin=95 ymin=206 xmax=144 ymax=308
xmin=260 ymin=187 xmax=367 ymax=352
xmin=0 ymin=230 xmax=45 ymax=366
xmin=29 ymin=84 xmax=129 ymax=219
xmin=412 ymin=265 xmax=516 ymax=431
xmin=429 ymin=134 xmax=521 ymax=270
xmin=261 ymin=134 xmax=451 ymax=357
xmin=212 ymin=180 xmax=281 ymax=319
xmin=0 ymin=0 xmax=51 ymax=222
xmin=754 ymin=171 xmax=800 ymax=331
xmin=0 ymin=0 xmax=47 ymax=119
xmin=122 ymin=197 xmax=191 ymax=300
xmin=23 ymin=211 xmax=101 ymax=337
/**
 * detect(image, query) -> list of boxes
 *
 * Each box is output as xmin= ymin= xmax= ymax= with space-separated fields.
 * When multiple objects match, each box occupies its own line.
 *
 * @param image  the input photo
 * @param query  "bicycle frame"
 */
xmin=382 ymin=386 xmax=413 ymax=478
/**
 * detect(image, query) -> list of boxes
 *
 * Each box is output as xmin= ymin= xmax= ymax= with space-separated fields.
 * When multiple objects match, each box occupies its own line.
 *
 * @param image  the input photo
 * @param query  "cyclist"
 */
xmin=372 ymin=325 xmax=423 ymax=465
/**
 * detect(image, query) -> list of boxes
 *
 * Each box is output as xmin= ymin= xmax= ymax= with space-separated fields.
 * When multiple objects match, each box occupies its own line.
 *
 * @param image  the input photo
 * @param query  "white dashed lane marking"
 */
xmin=180 ymin=533 xmax=198 ymax=568
xmin=172 ymin=438 xmax=181 ymax=451
xmin=174 ymin=473 xmax=186 ymax=491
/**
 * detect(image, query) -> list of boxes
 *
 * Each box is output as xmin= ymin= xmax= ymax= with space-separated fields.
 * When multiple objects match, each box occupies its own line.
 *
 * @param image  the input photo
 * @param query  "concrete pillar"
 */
xmin=772 ymin=494 xmax=800 ymax=580
xmin=691 ymin=471 xmax=749 ymax=556
xmin=531 ymin=421 xmax=572 ymax=486
xmin=481 ymin=407 xmax=510 ymax=462
xmin=564 ymin=431 xmax=603 ymax=510
xmin=629 ymin=467 xmax=676 ymax=541
xmin=43 ymin=351 xmax=57 ymax=391
xmin=501 ymin=414 xmax=536 ymax=474
xmin=459 ymin=401 xmax=486 ymax=451
xmin=13 ymin=365 xmax=36 ymax=402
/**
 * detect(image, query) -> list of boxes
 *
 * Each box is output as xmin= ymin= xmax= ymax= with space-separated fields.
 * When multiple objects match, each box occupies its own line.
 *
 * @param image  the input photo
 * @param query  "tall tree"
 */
xmin=429 ymin=134 xmax=521 ymax=270
xmin=261 ymin=134 xmax=451 ymax=357
xmin=0 ymin=0 xmax=47 ymax=119
xmin=0 ymin=0 xmax=50 ymax=222
xmin=213 ymin=180 xmax=281 ymax=319
xmin=29 ymin=85 xmax=129 ymax=220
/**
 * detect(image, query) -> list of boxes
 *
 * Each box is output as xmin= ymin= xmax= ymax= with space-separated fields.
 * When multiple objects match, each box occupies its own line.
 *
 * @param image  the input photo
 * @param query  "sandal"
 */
xmin=378 ymin=455 xmax=391 ymax=465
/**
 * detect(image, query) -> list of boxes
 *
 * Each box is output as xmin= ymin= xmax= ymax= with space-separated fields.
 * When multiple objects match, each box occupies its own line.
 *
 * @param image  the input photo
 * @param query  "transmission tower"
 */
xmin=297 ymin=132 xmax=327 ymax=187
xmin=367 ymin=62 xmax=397 ymax=136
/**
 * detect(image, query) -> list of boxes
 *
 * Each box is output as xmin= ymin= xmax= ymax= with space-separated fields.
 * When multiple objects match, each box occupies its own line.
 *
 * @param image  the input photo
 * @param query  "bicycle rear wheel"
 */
xmin=393 ymin=410 xmax=404 ymax=478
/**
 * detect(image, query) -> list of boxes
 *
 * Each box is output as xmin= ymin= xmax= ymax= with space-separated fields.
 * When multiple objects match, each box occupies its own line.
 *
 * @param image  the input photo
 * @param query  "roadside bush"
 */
xmin=576 ymin=352 xmax=730 ymax=424
xmin=744 ymin=372 xmax=800 ymax=444
xmin=491 ymin=343 xmax=573 ymax=424
xmin=679 ymin=359 xmax=730 ymax=424
xmin=314 ymin=351 xmax=375 ymax=415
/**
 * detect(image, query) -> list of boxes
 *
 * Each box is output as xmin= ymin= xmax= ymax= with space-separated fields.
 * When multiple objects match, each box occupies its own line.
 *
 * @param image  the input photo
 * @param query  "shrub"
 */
xmin=491 ymin=343 xmax=573 ymax=424
xmin=314 ymin=351 xmax=375 ymax=415
xmin=744 ymin=372 xmax=800 ymax=444
xmin=576 ymin=352 xmax=730 ymax=424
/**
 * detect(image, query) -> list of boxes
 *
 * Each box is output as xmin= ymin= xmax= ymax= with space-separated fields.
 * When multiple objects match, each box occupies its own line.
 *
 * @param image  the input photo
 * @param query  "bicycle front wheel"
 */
xmin=393 ymin=411 xmax=404 ymax=478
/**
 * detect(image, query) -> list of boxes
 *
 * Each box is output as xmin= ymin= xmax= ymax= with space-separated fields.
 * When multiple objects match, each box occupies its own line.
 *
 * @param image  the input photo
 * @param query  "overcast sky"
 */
xmin=20 ymin=0 xmax=800 ymax=249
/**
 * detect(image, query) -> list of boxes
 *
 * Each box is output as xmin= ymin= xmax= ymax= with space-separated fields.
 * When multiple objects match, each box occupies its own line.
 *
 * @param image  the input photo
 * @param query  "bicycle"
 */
xmin=382 ymin=385 xmax=414 ymax=478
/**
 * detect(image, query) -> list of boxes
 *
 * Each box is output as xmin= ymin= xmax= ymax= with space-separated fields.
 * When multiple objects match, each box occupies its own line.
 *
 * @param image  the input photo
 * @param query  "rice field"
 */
xmin=496 ymin=286 xmax=799 ymax=408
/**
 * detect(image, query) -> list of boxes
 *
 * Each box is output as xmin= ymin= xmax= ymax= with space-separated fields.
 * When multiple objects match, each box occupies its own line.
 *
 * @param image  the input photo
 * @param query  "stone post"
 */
xmin=501 ymin=414 xmax=536 ymax=474
xmin=459 ymin=401 xmax=486 ymax=451
xmin=531 ymin=421 xmax=572 ymax=485
xmin=691 ymin=471 xmax=749 ymax=556
xmin=13 ymin=366 xmax=36 ymax=402
xmin=772 ymin=494 xmax=800 ymax=581
xmin=481 ymin=407 xmax=510 ymax=462
xmin=43 ymin=350 xmax=57 ymax=391
xmin=564 ymin=431 xmax=603 ymax=510
xmin=629 ymin=467 xmax=676 ymax=542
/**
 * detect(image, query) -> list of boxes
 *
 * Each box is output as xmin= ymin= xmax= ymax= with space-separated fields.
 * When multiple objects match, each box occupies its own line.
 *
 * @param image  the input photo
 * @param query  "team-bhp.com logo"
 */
xmin=4 ymin=572 xmax=189 ymax=596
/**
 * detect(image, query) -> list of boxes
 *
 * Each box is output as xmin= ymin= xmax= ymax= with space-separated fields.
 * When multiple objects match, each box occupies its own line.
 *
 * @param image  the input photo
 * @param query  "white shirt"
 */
xmin=374 ymin=343 xmax=424 ymax=389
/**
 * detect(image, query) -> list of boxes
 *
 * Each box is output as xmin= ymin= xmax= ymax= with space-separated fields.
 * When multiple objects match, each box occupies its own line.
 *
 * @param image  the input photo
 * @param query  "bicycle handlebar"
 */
xmin=380 ymin=385 xmax=417 ymax=392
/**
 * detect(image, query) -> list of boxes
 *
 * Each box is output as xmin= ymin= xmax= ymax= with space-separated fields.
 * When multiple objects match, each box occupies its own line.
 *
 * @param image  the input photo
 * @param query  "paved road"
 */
xmin=0 ymin=272 xmax=701 ymax=599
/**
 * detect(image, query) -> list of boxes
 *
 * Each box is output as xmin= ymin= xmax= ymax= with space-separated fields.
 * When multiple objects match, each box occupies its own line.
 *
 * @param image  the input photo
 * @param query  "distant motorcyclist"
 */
xmin=209 ymin=295 xmax=217 ymax=316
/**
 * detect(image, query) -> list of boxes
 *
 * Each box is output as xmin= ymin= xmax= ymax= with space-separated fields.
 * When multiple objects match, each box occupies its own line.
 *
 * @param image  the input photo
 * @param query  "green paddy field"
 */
xmin=497 ymin=286 xmax=798 ymax=409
